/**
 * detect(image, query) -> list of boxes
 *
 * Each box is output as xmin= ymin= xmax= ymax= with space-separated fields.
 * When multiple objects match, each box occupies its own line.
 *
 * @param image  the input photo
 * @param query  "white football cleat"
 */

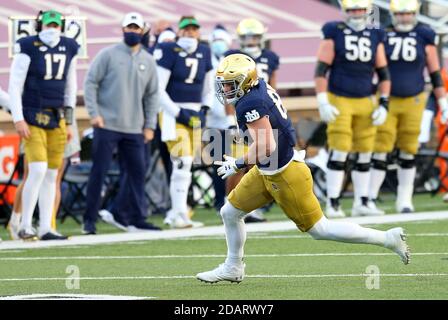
xmin=171 ymin=217 xmax=204 ymax=229
xmin=99 ymin=209 xmax=128 ymax=231
xmin=196 ymin=263 xmax=245 ymax=283
xmin=352 ymin=204 xmax=384 ymax=217
xmin=367 ymin=200 xmax=385 ymax=216
xmin=325 ymin=205 xmax=346 ymax=218
xmin=385 ymin=227 xmax=410 ymax=265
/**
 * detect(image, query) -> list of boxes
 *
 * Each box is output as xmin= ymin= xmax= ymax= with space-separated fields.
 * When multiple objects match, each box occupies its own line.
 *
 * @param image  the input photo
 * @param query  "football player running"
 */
xmin=368 ymin=0 xmax=448 ymax=213
xmin=8 ymin=10 xmax=78 ymax=240
xmin=154 ymin=16 xmax=214 ymax=228
xmin=225 ymin=18 xmax=280 ymax=223
xmin=315 ymin=0 xmax=391 ymax=218
xmin=196 ymin=54 xmax=409 ymax=283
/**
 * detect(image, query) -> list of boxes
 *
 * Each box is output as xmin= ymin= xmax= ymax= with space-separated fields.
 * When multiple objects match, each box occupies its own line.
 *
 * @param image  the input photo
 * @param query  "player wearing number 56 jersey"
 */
xmin=154 ymin=16 xmax=214 ymax=229
xmin=315 ymin=0 xmax=391 ymax=218
xmin=8 ymin=10 xmax=78 ymax=240
xmin=196 ymin=54 xmax=410 ymax=284
xmin=368 ymin=0 xmax=448 ymax=213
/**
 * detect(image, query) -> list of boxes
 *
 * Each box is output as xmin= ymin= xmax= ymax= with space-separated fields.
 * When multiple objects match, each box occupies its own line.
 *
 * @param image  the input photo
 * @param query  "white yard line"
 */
xmin=0 ymin=252 xmax=446 ymax=261
xmin=0 ymin=273 xmax=447 ymax=282
xmin=1 ymin=211 xmax=447 ymax=250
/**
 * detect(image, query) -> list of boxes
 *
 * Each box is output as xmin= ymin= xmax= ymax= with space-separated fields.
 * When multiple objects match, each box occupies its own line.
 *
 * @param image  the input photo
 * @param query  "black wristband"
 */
xmin=430 ymin=70 xmax=443 ymax=89
xmin=64 ymin=107 xmax=73 ymax=125
xmin=235 ymin=157 xmax=247 ymax=170
xmin=376 ymin=67 xmax=391 ymax=82
xmin=379 ymin=96 xmax=389 ymax=111
xmin=315 ymin=61 xmax=331 ymax=78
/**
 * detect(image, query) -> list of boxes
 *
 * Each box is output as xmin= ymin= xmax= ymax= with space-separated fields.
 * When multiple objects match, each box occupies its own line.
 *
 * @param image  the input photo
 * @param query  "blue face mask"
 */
xmin=211 ymin=40 xmax=229 ymax=58
xmin=124 ymin=32 xmax=143 ymax=47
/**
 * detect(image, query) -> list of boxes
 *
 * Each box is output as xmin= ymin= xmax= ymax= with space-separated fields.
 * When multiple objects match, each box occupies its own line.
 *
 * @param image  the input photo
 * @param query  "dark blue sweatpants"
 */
xmin=84 ymin=128 xmax=146 ymax=229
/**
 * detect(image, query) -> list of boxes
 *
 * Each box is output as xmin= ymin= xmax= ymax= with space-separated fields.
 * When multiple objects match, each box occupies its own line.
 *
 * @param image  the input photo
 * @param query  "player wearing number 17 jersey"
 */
xmin=8 ymin=10 xmax=78 ymax=240
xmin=154 ymin=16 xmax=214 ymax=229
xmin=314 ymin=0 xmax=391 ymax=218
xmin=368 ymin=0 xmax=448 ymax=213
xmin=196 ymin=54 xmax=409 ymax=284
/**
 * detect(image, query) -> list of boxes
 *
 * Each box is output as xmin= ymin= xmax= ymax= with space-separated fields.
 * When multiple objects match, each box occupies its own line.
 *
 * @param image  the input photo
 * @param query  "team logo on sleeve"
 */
xmin=245 ymin=109 xmax=260 ymax=122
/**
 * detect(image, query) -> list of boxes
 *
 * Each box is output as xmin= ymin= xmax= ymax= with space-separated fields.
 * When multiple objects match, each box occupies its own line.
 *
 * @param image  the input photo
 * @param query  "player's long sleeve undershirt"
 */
xmin=201 ymin=69 xmax=214 ymax=108
xmin=157 ymin=66 xmax=180 ymax=117
xmin=63 ymin=58 xmax=77 ymax=109
xmin=0 ymin=86 xmax=9 ymax=111
xmin=8 ymin=53 xmax=31 ymax=123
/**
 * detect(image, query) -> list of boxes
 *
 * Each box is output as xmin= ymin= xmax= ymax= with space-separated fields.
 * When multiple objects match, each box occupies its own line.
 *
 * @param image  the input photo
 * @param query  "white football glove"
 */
xmin=372 ymin=96 xmax=389 ymax=126
xmin=214 ymin=155 xmax=245 ymax=180
xmin=317 ymin=92 xmax=339 ymax=123
xmin=372 ymin=106 xmax=388 ymax=126
xmin=438 ymin=97 xmax=448 ymax=124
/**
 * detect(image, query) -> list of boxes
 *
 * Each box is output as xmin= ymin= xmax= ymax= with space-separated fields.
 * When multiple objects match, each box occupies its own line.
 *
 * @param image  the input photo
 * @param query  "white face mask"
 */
xmin=242 ymin=46 xmax=262 ymax=59
xmin=39 ymin=28 xmax=61 ymax=48
xmin=177 ymin=37 xmax=198 ymax=54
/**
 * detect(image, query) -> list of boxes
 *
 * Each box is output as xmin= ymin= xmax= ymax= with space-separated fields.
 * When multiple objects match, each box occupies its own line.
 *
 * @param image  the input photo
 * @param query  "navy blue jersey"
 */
xmin=16 ymin=35 xmax=79 ymax=109
xmin=225 ymin=49 xmax=279 ymax=83
xmin=322 ymin=21 xmax=386 ymax=98
xmin=154 ymin=42 xmax=213 ymax=103
xmin=385 ymin=23 xmax=437 ymax=97
xmin=235 ymin=79 xmax=296 ymax=170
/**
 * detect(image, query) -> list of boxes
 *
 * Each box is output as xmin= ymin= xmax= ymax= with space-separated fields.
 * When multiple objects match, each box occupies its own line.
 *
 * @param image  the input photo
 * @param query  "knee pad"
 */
xmin=220 ymin=201 xmax=244 ymax=223
xmin=171 ymin=156 xmax=193 ymax=172
xmin=327 ymin=150 xmax=348 ymax=171
xmin=398 ymin=151 xmax=415 ymax=169
xmin=353 ymin=152 xmax=372 ymax=172
xmin=171 ymin=156 xmax=193 ymax=182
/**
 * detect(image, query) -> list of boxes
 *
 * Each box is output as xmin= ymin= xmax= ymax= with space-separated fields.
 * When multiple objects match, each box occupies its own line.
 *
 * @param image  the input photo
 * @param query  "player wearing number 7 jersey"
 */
xmin=314 ymin=0 xmax=391 ymax=218
xmin=368 ymin=0 xmax=448 ymax=213
xmin=8 ymin=10 xmax=79 ymax=240
xmin=154 ymin=16 xmax=214 ymax=228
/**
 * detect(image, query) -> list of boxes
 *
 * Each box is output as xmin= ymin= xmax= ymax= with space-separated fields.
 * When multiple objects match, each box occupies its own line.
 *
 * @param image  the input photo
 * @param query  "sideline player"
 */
xmin=368 ymin=0 xmax=448 ymax=213
xmin=154 ymin=16 xmax=214 ymax=228
xmin=314 ymin=0 xmax=391 ymax=218
xmin=196 ymin=54 xmax=409 ymax=283
xmin=8 ymin=10 xmax=78 ymax=240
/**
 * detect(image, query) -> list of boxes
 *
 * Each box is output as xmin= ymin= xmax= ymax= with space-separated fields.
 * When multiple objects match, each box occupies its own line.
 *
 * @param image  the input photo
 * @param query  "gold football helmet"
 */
xmin=390 ymin=0 xmax=420 ymax=32
xmin=236 ymin=18 xmax=267 ymax=58
xmin=339 ymin=0 xmax=373 ymax=31
xmin=215 ymin=53 xmax=258 ymax=105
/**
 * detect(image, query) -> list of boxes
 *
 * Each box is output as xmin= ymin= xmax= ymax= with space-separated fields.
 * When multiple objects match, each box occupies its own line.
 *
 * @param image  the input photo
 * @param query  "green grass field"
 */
xmin=0 ymin=193 xmax=447 ymax=300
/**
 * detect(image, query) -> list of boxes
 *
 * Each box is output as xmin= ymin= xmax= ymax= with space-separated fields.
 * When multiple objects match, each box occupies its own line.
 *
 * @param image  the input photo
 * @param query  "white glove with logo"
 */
xmin=372 ymin=96 xmax=389 ymax=126
xmin=214 ymin=155 xmax=246 ymax=179
xmin=317 ymin=92 xmax=339 ymax=123
xmin=439 ymin=97 xmax=448 ymax=124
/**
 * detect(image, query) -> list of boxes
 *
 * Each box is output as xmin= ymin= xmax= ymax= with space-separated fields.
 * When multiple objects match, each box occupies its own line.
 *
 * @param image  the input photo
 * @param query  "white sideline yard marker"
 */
xmin=1 ymin=211 xmax=448 ymax=250
xmin=0 ymin=252 xmax=446 ymax=261
xmin=0 ymin=273 xmax=447 ymax=283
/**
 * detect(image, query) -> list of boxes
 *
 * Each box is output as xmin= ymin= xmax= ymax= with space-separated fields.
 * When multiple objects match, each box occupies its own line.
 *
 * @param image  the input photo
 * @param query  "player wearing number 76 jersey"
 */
xmin=154 ymin=16 xmax=214 ymax=229
xmin=314 ymin=0 xmax=391 ymax=219
xmin=368 ymin=0 xmax=448 ymax=213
